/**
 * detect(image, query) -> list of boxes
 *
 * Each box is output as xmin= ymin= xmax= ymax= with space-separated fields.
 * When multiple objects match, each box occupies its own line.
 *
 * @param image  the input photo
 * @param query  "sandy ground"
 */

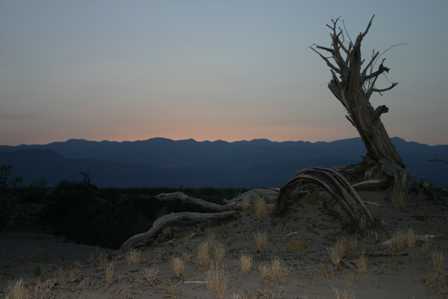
xmin=1 ymin=189 xmax=447 ymax=298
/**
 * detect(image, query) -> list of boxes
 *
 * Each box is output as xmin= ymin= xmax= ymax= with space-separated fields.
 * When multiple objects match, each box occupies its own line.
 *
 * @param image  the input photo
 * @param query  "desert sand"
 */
xmin=1 ymin=189 xmax=447 ymax=298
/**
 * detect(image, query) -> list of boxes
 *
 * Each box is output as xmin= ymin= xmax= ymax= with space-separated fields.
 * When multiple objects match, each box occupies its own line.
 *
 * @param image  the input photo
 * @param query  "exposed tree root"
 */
xmin=352 ymin=178 xmax=390 ymax=191
xmin=121 ymin=211 xmax=237 ymax=251
xmin=276 ymin=167 xmax=376 ymax=231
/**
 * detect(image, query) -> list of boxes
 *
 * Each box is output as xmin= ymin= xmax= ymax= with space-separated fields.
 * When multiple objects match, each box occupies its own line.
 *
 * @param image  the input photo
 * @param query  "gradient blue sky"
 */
xmin=1 ymin=0 xmax=447 ymax=145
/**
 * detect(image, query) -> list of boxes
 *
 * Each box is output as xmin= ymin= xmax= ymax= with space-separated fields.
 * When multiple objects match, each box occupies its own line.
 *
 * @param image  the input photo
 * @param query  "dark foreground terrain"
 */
xmin=1 ymin=185 xmax=448 ymax=298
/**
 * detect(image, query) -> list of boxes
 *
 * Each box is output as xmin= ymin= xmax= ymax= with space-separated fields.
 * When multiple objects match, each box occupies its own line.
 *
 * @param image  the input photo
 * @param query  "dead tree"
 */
xmin=276 ymin=16 xmax=407 ymax=229
xmin=310 ymin=15 xmax=408 ymax=203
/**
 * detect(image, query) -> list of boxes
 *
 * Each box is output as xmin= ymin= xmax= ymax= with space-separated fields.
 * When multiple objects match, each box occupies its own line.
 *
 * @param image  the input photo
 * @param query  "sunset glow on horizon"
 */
xmin=1 ymin=1 xmax=447 ymax=146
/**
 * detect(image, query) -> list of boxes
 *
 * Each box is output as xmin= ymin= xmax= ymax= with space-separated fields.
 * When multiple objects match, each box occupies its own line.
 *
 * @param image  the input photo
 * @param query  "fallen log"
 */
xmin=382 ymin=234 xmax=441 ymax=247
xmin=121 ymin=211 xmax=236 ymax=250
xmin=154 ymin=192 xmax=238 ymax=212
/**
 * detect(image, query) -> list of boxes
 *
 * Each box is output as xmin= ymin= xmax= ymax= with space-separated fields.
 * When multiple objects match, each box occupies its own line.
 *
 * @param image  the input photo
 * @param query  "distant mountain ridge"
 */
xmin=0 ymin=137 xmax=447 ymax=187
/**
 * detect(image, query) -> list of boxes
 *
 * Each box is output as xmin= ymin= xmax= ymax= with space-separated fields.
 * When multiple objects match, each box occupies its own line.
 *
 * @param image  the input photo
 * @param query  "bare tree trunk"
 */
xmin=311 ymin=16 xmax=408 ymax=203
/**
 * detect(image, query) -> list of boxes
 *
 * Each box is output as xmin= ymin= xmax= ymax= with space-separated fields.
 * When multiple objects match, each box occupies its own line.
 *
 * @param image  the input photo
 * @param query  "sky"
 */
xmin=0 ymin=0 xmax=447 ymax=145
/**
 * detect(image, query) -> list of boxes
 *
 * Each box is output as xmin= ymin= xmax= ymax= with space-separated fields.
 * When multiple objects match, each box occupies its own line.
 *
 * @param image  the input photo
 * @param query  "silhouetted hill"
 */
xmin=0 ymin=137 xmax=447 ymax=187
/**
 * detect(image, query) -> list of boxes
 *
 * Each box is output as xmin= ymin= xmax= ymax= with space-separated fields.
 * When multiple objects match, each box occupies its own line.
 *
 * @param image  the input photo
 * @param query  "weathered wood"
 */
xmin=382 ymin=234 xmax=440 ymax=247
xmin=352 ymin=179 xmax=390 ymax=190
xmin=154 ymin=192 xmax=237 ymax=212
xmin=121 ymin=211 xmax=236 ymax=250
xmin=276 ymin=168 xmax=376 ymax=231
xmin=311 ymin=16 xmax=408 ymax=202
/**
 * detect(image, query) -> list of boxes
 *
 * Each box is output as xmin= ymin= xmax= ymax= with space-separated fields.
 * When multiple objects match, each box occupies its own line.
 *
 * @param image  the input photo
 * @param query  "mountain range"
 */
xmin=0 ymin=137 xmax=447 ymax=188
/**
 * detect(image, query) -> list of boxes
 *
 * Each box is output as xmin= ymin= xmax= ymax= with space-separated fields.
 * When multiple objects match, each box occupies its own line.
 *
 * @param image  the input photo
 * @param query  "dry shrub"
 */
xmin=240 ymin=255 xmax=253 ymax=273
xmin=255 ymin=232 xmax=268 ymax=253
xmin=126 ymin=249 xmax=142 ymax=265
xmin=172 ymin=257 xmax=185 ymax=278
xmin=355 ymin=254 xmax=368 ymax=273
xmin=143 ymin=266 xmax=160 ymax=286
xmin=197 ymin=240 xmax=210 ymax=270
xmin=5 ymin=279 xmax=28 ymax=299
xmin=254 ymin=197 xmax=268 ymax=220
xmin=105 ymin=262 xmax=114 ymax=285
xmin=207 ymin=265 xmax=227 ymax=299
xmin=287 ymin=239 xmax=307 ymax=252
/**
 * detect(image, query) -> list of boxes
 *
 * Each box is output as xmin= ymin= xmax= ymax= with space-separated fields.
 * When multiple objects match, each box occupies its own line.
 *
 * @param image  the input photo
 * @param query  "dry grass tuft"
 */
xmin=389 ymin=229 xmax=417 ymax=253
xmin=390 ymin=230 xmax=408 ymax=252
xmin=211 ymin=241 xmax=226 ymax=265
xmin=258 ymin=264 xmax=272 ymax=281
xmin=105 ymin=262 xmax=114 ymax=285
xmin=172 ymin=257 xmax=185 ymax=278
xmin=270 ymin=257 xmax=288 ymax=281
xmin=392 ymin=193 xmax=407 ymax=208
xmin=254 ymin=197 xmax=268 ymax=220
xmin=197 ymin=240 xmax=226 ymax=270
xmin=407 ymin=228 xmax=416 ymax=248
xmin=197 ymin=241 xmax=211 ymax=270
xmin=258 ymin=257 xmax=288 ymax=283
xmin=95 ymin=252 xmax=109 ymax=269
xmin=255 ymin=232 xmax=268 ymax=253
xmin=287 ymin=239 xmax=307 ymax=252
xmin=334 ymin=288 xmax=355 ymax=299
xmin=355 ymin=254 xmax=368 ymax=273
xmin=328 ymin=238 xmax=350 ymax=267
xmin=143 ymin=266 xmax=160 ymax=286
xmin=126 ymin=249 xmax=142 ymax=265
xmin=240 ymin=197 xmax=251 ymax=211
xmin=432 ymin=251 xmax=445 ymax=275
xmin=161 ymin=281 xmax=180 ymax=299
xmin=29 ymin=279 xmax=57 ymax=299
xmin=320 ymin=263 xmax=336 ymax=280
xmin=5 ymin=279 xmax=28 ymax=299
xmin=423 ymin=251 xmax=448 ymax=294
xmin=207 ymin=265 xmax=227 ymax=299
xmin=231 ymin=293 xmax=250 ymax=299
xmin=240 ymin=255 xmax=253 ymax=273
